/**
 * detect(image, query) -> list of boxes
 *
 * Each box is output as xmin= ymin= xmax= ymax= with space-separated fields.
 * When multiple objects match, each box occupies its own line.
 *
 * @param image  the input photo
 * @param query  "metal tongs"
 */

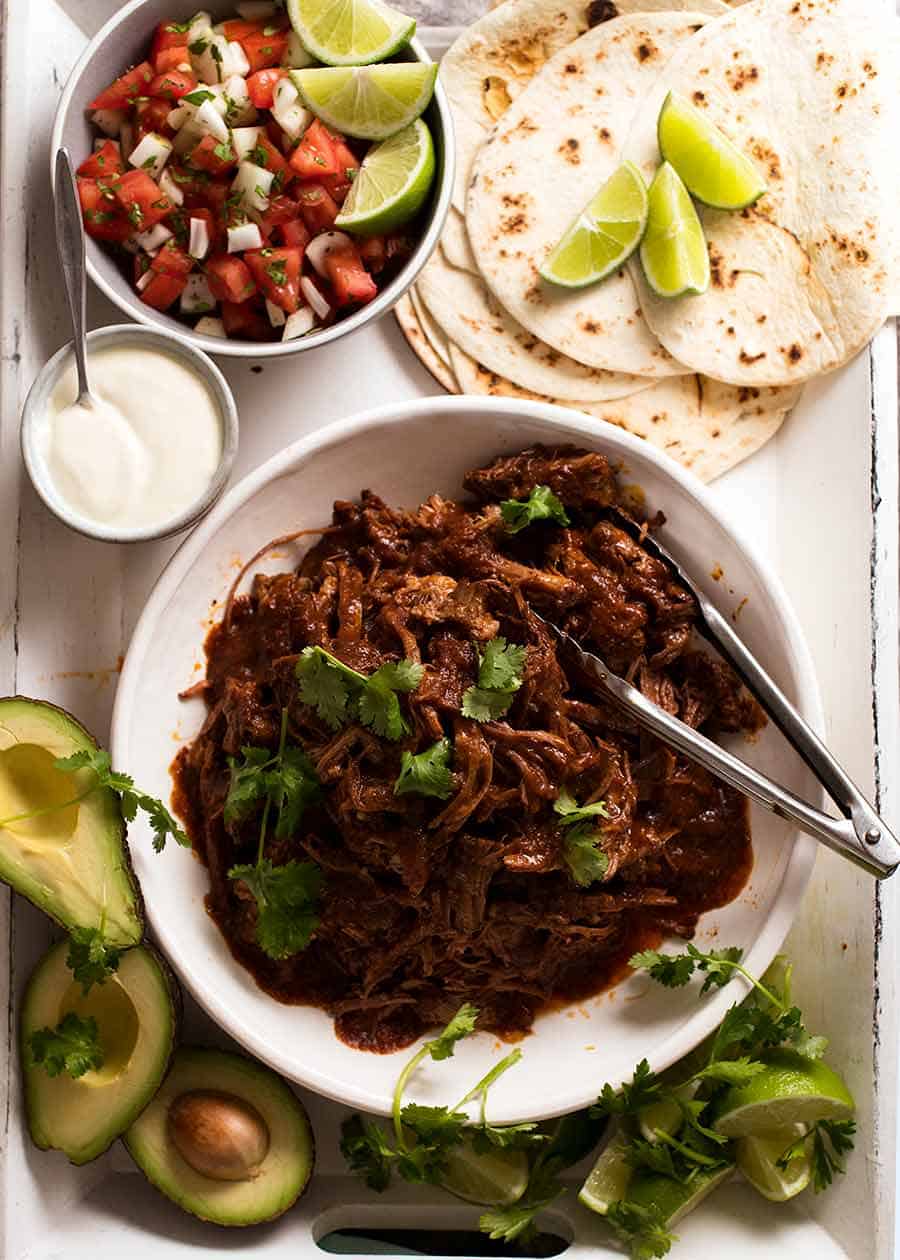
xmin=540 ymin=512 xmax=900 ymax=879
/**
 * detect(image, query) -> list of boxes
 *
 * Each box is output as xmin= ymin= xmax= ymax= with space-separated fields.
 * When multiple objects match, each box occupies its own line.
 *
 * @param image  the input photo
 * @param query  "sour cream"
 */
xmin=39 ymin=344 xmax=223 ymax=531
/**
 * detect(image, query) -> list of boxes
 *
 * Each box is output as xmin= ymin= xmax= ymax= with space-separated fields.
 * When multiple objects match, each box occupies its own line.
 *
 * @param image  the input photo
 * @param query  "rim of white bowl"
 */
xmin=112 ymin=396 xmax=820 ymax=1118
xmin=49 ymin=0 xmax=454 ymax=360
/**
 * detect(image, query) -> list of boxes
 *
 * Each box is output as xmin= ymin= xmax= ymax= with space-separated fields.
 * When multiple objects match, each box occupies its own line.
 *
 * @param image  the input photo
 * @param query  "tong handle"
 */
xmin=697 ymin=597 xmax=900 ymax=878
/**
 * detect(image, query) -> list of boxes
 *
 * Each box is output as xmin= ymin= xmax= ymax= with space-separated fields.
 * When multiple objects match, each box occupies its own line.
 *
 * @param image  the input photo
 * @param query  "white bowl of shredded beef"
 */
xmin=112 ymin=396 xmax=820 ymax=1122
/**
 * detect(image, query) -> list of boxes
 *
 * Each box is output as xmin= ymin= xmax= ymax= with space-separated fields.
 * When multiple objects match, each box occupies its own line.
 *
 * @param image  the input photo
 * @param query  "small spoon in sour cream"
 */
xmin=54 ymin=148 xmax=97 ymax=412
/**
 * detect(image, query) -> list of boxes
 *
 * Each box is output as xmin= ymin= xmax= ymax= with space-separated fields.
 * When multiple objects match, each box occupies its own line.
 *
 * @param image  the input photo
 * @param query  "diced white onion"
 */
xmin=227 ymin=220 xmax=263 ymax=252
xmin=188 ymin=10 xmax=213 ymax=41
xmin=136 ymin=267 xmax=154 ymax=292
xmin=265 ymin=298 xmax=286 ymax=327
xmin=181 ymin=273 xmax=217 ymax=314
xmin=159 ymin=168 xmax=185 ymax=206
xmin=231 ymin=125 xmax=263 ymax=161
xmin=282 ymin=30 xmax=316 ymax=69
xmin=189 ymin=216 xmax=212 ymax=260
xmin=283 ymin=306 xmax=317 ymax=340
xmin=218 ymin=75 xmax=257 ymax=126
xmin=272 ymin=76 xmax=312 ymax=141
xmin=195 ymin=315 xmax=227 ymax=338
xmin=191 ymin=33 xmax=237 ymax=84
xmin=119 ymin=121 xmax=135 ymax=162
xmin=305 ymin=231 xmax=354 ymax=278
xmin=237 ymin=0 xmax=277 ymax=18
xmin=224 ymin=40 xmax=251 ymax=78
xmin=92 ymin=108 xmax=125 ymax=137
xmin=195 ymin=98 xmax=230 ymax=142
xmin=167 ymin=103 xmax=194 ymax=130
xmin=300 ymin=276 xmax=331 ymax=320
xmin=232 ymin=162 xmax=275 ymax=214
xmin=128 ymin=132 xmax=173 ymax=179
xmin=135 ymin=223 xmax=173 ymax=253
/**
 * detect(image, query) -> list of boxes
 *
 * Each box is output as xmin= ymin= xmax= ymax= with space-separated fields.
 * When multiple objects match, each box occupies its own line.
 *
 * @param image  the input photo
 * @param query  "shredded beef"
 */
xmin=172 ymin=445 xmax=761 ymax=1053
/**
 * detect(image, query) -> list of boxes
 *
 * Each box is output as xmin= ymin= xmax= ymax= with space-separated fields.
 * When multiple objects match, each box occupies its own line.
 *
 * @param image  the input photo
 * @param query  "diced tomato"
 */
xmin=357 ymin=234 xmax=387 ymax=273
xmin=77 ymin=140 xmax=124 ymax=179
xmin=188 ymin=134 xmax=237 ymax=175
xmin=276 ymin=218 xmax=310 ymax=251
xmin=221 ymin=299 xmax=273 ymax=340
xmin=251 ymin=134 xmax=288 ymax=190
xmin=140 ymin=271 xmax=188 ymax=310
xmin=206 ymin=254 xmax=257 ymax=304
xmin=135 ymin=97 xmax=176 ymax=141
xmin=257 ymin=194 xmax=298 ymax=235
xmin=151 ymin=239 xmax=194 ymax=277
xmin=200 ymin=178 xmax=232 ymax=221
xmin=148 ymin=68 xmax=196 ymax=101
xmin=150 ymin=21 xmax=189 ymax=71
xmin=113 ymin=169 xmax=172 ymax=231
xmin=244 ymin=246 xmax=301 ymax=313
xmin=77 ymin=178 xmax=132 ymax=242
xmin=296 ymin=183 xmax=340 ymax=233
xmin=289 ymin=119 xmax=340 ymax=180
xmin=247 ymin=68 xmax=287 ymax=110
xmin=241 ymin=28 xmax=289 ymax=73
xmin=154 ymin=44 xmax=193 ymax=75
xmin=325 ymin=246 xmax=378 ymax=306
xmin=89 ymin=62 xmax=155 ymax=110
xmin=167 ymin=163 xmax=211 ymax=199
xmin=322 ymin=132 xmax=360 ymax=203
xmin=222 ymin=15 xmax=290 ymax=38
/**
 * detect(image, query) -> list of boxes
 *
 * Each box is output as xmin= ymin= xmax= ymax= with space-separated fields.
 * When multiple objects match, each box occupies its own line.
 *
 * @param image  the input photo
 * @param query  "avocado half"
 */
xmin=0 ymin=696 xmax=142 ymax=945
xmin=21 ymin=940 xmax=179 ymax=1164
xmin=124 ymin=1048 xmax=315 ymax=1226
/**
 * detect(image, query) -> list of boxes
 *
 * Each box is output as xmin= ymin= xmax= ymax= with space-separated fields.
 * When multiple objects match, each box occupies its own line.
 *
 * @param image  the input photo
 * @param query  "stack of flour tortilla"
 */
xmin=396 ymin=0 xmax=899 ymax=481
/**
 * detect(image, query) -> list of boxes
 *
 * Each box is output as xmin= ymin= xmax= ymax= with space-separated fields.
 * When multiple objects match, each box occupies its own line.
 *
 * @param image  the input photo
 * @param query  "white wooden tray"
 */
xmin=1 ymin=4 xmax=898 ymax=1258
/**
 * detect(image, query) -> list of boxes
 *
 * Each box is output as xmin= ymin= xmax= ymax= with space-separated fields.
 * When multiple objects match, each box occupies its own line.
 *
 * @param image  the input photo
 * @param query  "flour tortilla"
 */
xmin=447 ymin=343 xmax=800 ymax=482
xmin=466 ymin=12 xmax=714 ymax=376
xmin=624 ymin=0 xmax=898 ymax=386
xmin=442 ymin=207 xmax=479 ymax=274
xmin=417 ymin=247 xmax=654 ymax=401
xmin=408 ymin=285 xmax=453 ymax=369
xmin=395 ymin=294 xmax=460 ymax=394
xmin=442 ymin=0 xmax=729 ymax=213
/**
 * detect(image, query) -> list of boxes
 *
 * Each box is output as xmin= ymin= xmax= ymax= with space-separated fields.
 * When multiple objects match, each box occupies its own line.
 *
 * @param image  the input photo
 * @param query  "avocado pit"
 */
xmin=168 ymin=1090 xmax=270 ymax=1182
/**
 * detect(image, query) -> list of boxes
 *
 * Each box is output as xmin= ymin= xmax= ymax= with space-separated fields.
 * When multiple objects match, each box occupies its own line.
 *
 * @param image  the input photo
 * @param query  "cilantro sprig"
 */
xmin=227 ymin=709 xmax=325 ymax=961
xmin=461 ymin=638 xmax=527 ymax=722
xmin=393 ymin=738 xmax=454 ymax=801
xmin=0 ymin=747 xmax=188 ymax=853
xmin=500 ymin=484 xmax=570 ymax=534
xmin=554 ymin=788 xmax=609 ymax=887
xmin=28 ymin=1013 xmax=104 ymax=1079
xmin=65 ymin=926 xmax=121 ymax=995
xmin=777 ymin=1119 xmax=857 ymax=1192
xmin=296 ymin=646 xmax=423 ymax=740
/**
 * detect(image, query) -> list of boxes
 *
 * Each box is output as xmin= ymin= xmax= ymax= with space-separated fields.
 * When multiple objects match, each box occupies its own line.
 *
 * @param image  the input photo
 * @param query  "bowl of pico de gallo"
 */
xmin=51 ymin=0 xmax=454 ymax=356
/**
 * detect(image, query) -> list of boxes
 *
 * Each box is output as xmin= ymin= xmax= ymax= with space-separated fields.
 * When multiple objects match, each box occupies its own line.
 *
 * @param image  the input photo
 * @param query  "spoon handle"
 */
xmin=54 ymin=147 xmax=92 ymax=403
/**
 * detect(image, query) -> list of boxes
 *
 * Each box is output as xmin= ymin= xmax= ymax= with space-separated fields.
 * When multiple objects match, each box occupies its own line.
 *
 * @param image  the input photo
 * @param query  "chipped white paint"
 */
xmin=0 ymin=4 xmax=897 ymax=1258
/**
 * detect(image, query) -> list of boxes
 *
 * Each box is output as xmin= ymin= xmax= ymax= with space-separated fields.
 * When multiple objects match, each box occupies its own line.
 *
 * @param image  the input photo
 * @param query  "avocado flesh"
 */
xmin=0 ymin=696 xmax=142 ymax=945
xmin=21 ymin=940 xmax=178 ymax=1164
xmin=125 ymin=1047 xmax=314 ymax=1226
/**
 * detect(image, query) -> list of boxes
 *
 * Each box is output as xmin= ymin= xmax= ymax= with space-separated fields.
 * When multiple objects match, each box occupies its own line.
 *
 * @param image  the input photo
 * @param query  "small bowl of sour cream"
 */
xmin=21 ymin=325 xmax=238 ymax=543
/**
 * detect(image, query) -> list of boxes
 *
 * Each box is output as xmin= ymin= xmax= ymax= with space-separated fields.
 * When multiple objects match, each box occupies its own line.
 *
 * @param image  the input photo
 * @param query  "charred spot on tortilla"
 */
xmin=597 ymin=126 xmax=612 ymax=143
xmin=739 ymin=349 xmax=767 ymax=365
xmin=482 ymin=75 xmax=512 ymax=121
xmin=782 ymin=343 xmax=804 ymax=363
xmin=692 ymin=90 xmax=708 ymax=106
xmin=750 ymin=141 xmax=782 ymax=182
xmin=862 ymin=61 xmax=876 ymax=79
xmin=564 ymin=61 xmax=583 ymax=75
xmin=737 ymin=387 xmax=762 ymax=403
xmin=757 ymin=315 xmax=767 ymax=325
xmin=816 ymin=50 xmax=834 ymax=69
xmin=726 ymin=63 xmax=760 ymax=91
xmin=579 ymin=318 xmax=604 ymax=335
xmin=501 ymin=212 xmax=529 ymax=233
xmin=636 ymin=41 xmax=658 ymax=62
xmin=588 ymin=0 xmax=618 ymax=26
xmin=559 ymin=137 xmax=581 ymax=164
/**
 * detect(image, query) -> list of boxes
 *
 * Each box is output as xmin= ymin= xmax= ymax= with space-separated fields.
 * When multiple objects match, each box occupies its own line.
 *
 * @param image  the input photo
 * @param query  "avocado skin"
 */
xmin=21 ymin=940 xmax=180 ymax=1164
xmin=124 ymin=1046 xmax=315 ymax=1226
xmin=0 ymin=695 xmax=144 ymax=943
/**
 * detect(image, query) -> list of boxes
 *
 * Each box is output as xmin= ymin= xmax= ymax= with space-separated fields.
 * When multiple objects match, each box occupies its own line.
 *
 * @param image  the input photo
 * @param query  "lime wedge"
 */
xmin=439 ymin=1137 xmax=529 ymax=1207
xmin=539 ymin=162 xmax=648 ymax=289
xmin=712 ymin=1051 xmax=855 ymax=1139
xmin=638 ymin=1083 xmax=696 ymax=1144
xmin=287 ymin=0 xmax=416 ymax=66
xmin=336 ymin=119 xmax=434 ymax=234
xmin=736 ymin=1126 xmax=812 ymax=1202
xmin=639 ymin=161 xmax=710 ymax=299
xmin=658 ymin=91 xmax=766 ymax=211
xmin=628 ymin=1163 xmax=733 ymax=1227
xmin=578 ymin=1128 xmax=634 ymax=1216
xmin=291 ymin=63 xmax=437 ymax=140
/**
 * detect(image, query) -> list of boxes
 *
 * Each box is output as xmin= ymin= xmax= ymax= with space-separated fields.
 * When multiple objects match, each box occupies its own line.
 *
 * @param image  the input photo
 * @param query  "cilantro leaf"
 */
xmin=791 ymin=1120 xmax=855 ymax=1192
xmin=65 ymin=927 xmax=121 ymax=994
xmin=562 ymin=822 xmax=610 ymax=887
xmin=625 ymin=1138 xmax=685 ymax=1181
xmin=461 ymin=638 xmax=526 ymax=723
xmin=629 ymin=943 xmax=743 ymax=993
xmin=691 ymin=1057 xmax=766 ymax=1086
xmin=224 ymin=746 xmax=272 ymax=824
xmin=480 ymin=1203 xmax=547 ymax=1243
xmin=399 ymin=1102 xmax=469 ymax=1179
xmin=553 ymin=787 xmax=610 ymax=827
xmin=606 ymin=1201 xmax=676 ymax=1259
xmin=592 ymin=1059 xmax=661 ymax=1119
xmin=427 ymin=1003 xmax=479 ymax=1060
xmin=472 ymin=1121 xmax=545 ymax=1152
xmin=500 ymin=484 xmax=570 ymax=534
xmin=28 ymin=1013 xmax=104 ymax=1079
xmin=228 ymin=858 xmax=324 ymax=960
xmin=54 ymin=748 xmax=189 ymax=852
xmin=271 ymin=744 xmax=321 ymax=838
xmin=394 ymin=738 xmax=454 ymax=800
xmin=295 ymin=646 xmax=358 ymax=729
xmin=630 ymin=949 xmax=696 ymax=988
xmin=340 ymin=1115 xmax=394 ymax=1192
xmin=296 ymin=647 xmax=422 ymax=740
